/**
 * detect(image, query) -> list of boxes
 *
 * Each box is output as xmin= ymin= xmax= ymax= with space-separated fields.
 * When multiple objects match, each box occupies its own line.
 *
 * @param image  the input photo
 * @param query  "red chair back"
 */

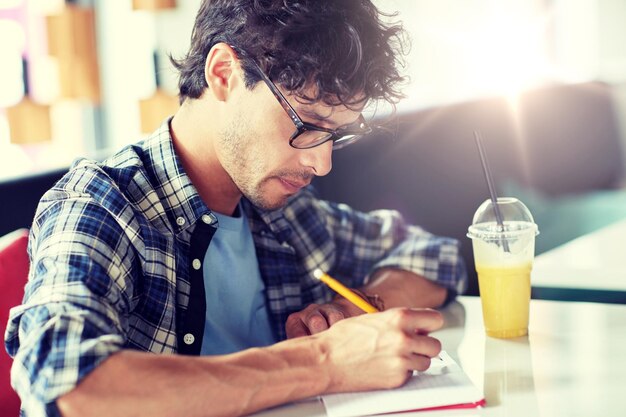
xmin=0 ymin=229 xmax=29 ymax=417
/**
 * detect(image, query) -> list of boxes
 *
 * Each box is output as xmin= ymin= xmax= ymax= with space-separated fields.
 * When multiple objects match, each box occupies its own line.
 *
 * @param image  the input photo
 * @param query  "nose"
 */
xmin=299 ymin=140 xmax=333 ymax=177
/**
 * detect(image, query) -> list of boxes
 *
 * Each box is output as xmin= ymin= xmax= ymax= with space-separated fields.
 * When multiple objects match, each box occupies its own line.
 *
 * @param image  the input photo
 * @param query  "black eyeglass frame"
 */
xmin=250 ymin=61 xmax=372 ymax=150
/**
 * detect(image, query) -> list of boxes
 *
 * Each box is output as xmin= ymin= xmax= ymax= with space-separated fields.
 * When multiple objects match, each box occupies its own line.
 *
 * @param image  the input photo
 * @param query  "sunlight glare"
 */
xmin=468 ymin=14 xmax=551 ymax=96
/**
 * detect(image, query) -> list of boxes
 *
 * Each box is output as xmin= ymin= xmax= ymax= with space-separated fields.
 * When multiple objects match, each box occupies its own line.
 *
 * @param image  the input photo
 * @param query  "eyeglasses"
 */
xmin=251 ymin=61 xmax=372 ymax=150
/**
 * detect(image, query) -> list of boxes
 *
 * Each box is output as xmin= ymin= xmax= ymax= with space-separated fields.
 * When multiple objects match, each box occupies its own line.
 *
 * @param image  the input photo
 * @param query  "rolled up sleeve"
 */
xmin=4 ymin=197 xmax=134 ymax=417
xmin=319 ymin=200 xmax=467 ymax=296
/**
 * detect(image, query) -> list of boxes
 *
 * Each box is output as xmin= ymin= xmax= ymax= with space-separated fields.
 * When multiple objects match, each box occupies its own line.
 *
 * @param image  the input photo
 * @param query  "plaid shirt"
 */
xmin=5 ymin=120 xmax=466 ymax=417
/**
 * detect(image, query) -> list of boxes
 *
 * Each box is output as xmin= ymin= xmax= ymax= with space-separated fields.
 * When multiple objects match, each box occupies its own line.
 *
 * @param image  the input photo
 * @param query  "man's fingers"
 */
xmin=405 ymin=353 xmax=433 ymax=372
xmin=286 ymin=302 xmax=357 ymax=338
xmin=319 ymin=305 xmax=346 ymax=327
xmin=285 ymin=315 xmax=310 ymax=338
xmin=407 ymin=334 xmax=442 ymax=360
xmin=306 ymin=311 xmax=330 ymax=334
xmin=387 ymin=308 xmax=444 ymax=334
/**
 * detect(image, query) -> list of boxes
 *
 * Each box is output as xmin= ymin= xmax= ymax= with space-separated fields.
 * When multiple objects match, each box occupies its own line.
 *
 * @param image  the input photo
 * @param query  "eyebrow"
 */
xmin=299 ymin=108 xmax=336 ymax=125
xmin=298 ymin=108 xmax=357 ymax=130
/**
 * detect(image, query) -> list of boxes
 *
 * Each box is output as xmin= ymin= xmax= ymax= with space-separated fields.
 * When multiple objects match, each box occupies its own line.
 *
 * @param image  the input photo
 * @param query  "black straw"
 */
xmin=474 ymin=131 xmax=510 ymax=252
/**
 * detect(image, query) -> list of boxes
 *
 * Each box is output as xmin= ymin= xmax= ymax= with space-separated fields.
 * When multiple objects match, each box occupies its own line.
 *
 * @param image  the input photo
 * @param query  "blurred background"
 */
xmin=1 ymin=0 xmax=625 ymax=295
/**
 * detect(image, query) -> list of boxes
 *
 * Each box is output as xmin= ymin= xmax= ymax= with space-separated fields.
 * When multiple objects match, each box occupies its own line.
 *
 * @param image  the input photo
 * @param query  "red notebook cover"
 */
xmin=322 ymin=351 xmax=485 ymax=417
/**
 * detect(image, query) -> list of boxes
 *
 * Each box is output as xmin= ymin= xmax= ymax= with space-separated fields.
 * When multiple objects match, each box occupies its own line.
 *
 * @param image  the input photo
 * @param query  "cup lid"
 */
xmin=467 ymin=197 xmax=539 ymax=240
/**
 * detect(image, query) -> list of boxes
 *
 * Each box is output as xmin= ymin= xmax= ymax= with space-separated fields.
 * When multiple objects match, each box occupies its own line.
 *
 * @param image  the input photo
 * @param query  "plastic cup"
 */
xmin=467 ymin=198 xmax=539 ymax=338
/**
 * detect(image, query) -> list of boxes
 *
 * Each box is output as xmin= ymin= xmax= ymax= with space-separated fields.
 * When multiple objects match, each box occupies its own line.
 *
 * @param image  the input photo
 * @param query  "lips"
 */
xmin=279 ymin=177 xmax=309 ymax=192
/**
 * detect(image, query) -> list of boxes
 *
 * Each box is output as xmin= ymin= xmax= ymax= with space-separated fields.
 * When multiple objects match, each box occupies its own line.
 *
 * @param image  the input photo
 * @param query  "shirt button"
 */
xmin=202 ymin=213 xmax=217 ymax=225
xmin=183 ymin=333 xmax=195 ymax=345
xmin=192 ymin=259 xmax=201 ymax=270
xmin=176 ymin=217 xmax=186 ymax=226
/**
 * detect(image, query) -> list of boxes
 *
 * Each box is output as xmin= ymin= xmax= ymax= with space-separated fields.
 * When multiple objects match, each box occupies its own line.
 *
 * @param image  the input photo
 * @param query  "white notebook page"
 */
xmin=321 ymin=351 xmax=484 ymax=417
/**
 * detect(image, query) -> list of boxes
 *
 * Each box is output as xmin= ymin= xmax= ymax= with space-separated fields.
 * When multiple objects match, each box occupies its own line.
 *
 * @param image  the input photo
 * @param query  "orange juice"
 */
xmin=467 ymin=199 xmax=538 ymax=339
xmin=475 ymin=263 xmax=532 ymax=338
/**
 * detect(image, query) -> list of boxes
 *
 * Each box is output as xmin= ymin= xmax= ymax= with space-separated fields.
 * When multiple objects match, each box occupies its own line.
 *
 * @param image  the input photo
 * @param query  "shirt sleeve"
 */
xmin=317 ymin=198 xmax=467 ymax=296
xmin=4 ymin=192 xmax=136 ymax=417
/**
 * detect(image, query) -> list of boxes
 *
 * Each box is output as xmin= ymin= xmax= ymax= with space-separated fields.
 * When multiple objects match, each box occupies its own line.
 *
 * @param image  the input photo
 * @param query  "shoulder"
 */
xmin=41 ymin=143 xmax=151 ymax=211
xmin=32 ymin=144 xmax=153 ymax=243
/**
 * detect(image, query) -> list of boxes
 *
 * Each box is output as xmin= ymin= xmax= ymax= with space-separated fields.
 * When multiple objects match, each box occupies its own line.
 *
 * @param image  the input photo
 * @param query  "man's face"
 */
xmin=216 ymin=79 xmax=364 ymax=211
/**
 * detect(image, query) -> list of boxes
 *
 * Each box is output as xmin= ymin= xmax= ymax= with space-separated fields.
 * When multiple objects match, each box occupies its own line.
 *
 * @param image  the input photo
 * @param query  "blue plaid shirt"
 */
xmin=5 ymin=120 xmax=466 ymax=417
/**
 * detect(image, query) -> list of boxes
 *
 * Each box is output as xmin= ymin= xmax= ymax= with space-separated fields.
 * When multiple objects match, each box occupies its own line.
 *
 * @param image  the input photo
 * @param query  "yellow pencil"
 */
xmin=313 ymin=269 xmax=379 ymax=313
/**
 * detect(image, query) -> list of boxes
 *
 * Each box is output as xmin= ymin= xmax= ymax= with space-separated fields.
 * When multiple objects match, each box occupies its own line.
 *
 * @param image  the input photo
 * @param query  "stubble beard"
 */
xmin=218 ymin=119 xmax=289 ymax=212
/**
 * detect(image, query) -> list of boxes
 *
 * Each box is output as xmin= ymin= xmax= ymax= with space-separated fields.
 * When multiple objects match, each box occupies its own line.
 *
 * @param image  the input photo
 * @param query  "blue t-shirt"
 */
xmin=200 ymin=206 xmax=277 ymax=355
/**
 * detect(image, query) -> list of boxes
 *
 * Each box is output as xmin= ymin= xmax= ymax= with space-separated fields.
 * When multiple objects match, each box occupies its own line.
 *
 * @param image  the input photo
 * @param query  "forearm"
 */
xmin=57 ymin=338 xmax=329 ymax=417
xmin=362 ymin=268 xmax=448 ymax=309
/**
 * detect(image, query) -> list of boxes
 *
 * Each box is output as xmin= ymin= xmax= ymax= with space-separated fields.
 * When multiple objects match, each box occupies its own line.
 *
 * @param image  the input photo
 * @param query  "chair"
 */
xmin=0 ymin=167 xmax=66 ymax=237
xmin=0 ymin=229 xmax=29 ymax=417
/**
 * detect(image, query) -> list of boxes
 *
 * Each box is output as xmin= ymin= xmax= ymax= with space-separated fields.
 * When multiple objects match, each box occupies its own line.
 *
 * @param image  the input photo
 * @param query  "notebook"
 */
xmin=321 ymin=351 xmax=485 ymax=417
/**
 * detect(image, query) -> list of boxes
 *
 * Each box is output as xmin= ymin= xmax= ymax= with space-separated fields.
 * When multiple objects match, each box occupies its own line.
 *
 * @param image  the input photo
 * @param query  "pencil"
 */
xmin=313 ymin=269 xmax=379 ymax=313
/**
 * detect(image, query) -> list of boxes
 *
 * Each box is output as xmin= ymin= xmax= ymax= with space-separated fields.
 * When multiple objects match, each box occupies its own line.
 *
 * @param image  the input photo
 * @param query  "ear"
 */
xmin=204 ymin=43 xmax=244 ymax=102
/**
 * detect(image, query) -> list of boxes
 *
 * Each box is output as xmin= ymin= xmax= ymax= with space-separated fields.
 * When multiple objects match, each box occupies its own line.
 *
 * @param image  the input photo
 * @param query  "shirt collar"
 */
xmin=144 ymin=118 xmax=295 ymax=241
xmin=143 ymin=118 xmax=209 ymax=234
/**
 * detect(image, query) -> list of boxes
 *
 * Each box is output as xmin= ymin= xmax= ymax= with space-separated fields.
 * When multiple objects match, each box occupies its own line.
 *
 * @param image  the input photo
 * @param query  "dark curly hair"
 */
xmin=171 ymin=0 xmax=408 ymax=109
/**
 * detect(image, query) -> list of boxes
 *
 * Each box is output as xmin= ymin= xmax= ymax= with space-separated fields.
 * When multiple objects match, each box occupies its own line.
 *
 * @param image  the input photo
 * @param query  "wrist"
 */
xmin=309 ymin=332 xmax=334 ymax=392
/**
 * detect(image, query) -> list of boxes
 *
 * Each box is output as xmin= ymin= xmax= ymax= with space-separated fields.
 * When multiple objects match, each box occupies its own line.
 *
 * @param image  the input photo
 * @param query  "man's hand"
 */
xmin=57 ymin=307 xmax=443 ymax=417
xmin=315 ymin=307 xmax=444 ymax=392
xmin=285 ymin=297 xmax=366 ymax=338
xmin=286 ymin=267 xmax=449 ymax=339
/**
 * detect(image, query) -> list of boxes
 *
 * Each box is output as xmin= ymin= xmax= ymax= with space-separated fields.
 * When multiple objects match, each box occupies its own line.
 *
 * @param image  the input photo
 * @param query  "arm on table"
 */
xmin=363 ymin=267 xmax=448 ymax=309
xmin=283 ymin=196 xmax=465 ymax=338
xmin=58 ymin=308 xmax=443 ymax=417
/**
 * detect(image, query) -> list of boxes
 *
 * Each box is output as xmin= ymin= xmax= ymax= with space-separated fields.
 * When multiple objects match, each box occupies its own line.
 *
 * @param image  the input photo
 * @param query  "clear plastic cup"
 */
xmin=467 ymin=198 xmax=539 ymax=338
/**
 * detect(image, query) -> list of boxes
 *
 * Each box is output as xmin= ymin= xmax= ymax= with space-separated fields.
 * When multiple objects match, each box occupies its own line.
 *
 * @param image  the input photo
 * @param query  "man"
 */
xmin=5 ymin=1 xmax=466 ymax=416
